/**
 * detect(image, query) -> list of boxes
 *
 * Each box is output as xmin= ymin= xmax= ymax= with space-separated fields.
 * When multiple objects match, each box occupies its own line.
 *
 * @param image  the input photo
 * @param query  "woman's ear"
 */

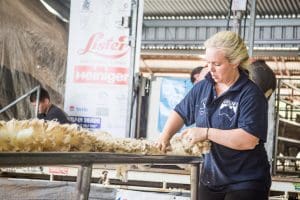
xmin=231 ymin=63 xmax=239 ymax=69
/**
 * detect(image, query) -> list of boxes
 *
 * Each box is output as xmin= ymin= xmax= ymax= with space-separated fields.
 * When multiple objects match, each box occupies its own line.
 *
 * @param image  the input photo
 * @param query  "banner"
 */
xmin=64 ymin=0 xmax=132 ymax=137
xmin=158 ymin=77 xmax=193 ymax=132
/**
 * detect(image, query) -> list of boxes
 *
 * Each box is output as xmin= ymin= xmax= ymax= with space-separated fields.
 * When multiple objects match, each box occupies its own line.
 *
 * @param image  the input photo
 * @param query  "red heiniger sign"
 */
xmin=74 ymin=66 xmax=129 ymax=85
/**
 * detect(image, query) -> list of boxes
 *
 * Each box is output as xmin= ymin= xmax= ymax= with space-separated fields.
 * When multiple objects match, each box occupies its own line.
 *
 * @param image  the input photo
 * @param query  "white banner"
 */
xmin=64 ymin=0 xmax=132 ymax=137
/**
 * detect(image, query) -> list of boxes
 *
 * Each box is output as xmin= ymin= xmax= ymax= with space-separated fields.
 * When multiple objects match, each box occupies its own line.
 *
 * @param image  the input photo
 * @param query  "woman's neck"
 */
xmin=215 ymin=72 xmax=240 ymax=96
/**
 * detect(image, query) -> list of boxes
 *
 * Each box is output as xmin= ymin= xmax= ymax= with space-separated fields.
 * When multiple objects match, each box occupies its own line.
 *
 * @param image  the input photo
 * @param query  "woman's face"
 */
xmin=205 ymin=47 xmax=239 ymax=84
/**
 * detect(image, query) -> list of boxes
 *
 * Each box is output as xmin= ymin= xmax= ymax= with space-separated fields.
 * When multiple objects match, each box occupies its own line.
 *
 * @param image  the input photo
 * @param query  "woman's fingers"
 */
xmin=181 ymin=129 xmax=189 ymax=139
xmin=161 ymin=143 xmax=171 ymax=153
xmin=155 ymin=141 xmax=161 ymax=149
xmin=155 ymin=140 xmax=170 ymax=153
xmin=181 ymin=128 xmax=194 ymax=144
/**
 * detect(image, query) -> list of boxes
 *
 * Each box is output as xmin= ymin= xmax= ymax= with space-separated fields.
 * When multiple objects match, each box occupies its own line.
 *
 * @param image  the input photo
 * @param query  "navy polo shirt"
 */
xmin=38 ymin=104 xmax=70 ymax=124
xmin=174 ymin=70 xmax=271 ymax=192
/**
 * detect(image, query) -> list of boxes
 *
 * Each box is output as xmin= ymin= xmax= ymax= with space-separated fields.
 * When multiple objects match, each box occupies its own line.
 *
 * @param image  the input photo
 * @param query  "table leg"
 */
xmin=190 ymin=164 xmax=200 ymax=200
xmin=76 ymin=164 xmax=93 ymax=200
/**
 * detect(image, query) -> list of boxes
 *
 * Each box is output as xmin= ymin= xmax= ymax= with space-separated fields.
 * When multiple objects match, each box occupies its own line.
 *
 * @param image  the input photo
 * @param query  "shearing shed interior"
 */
xmin=0 ymin=0 xmax=300 ymax=199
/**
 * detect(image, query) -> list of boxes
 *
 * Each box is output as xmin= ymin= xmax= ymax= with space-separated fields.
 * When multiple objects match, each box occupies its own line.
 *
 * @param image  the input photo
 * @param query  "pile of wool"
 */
xmin=0 ymin=119 xmax=210 ymax=156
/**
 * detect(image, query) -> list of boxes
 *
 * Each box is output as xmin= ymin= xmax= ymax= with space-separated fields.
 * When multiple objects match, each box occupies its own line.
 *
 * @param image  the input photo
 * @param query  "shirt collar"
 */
xmin=205 ymin=68 xmax=249 ymax=92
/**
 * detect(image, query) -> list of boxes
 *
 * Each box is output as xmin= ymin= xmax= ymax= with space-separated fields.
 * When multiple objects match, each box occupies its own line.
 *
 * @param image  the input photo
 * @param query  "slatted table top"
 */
xmin=0 ymin=152 xmax=202 ymax=166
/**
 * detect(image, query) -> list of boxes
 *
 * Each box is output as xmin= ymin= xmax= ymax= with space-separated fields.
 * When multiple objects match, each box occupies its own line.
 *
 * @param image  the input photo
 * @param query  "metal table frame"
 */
xmin=0 ymin=153 xmax=202 ymax=200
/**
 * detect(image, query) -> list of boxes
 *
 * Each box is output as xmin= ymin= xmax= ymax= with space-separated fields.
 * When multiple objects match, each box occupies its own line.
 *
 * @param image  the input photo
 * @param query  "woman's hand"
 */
xmin=156 ymin=111 xmax=185 ymax=153
xmin=181 ymin=127 xmax=207 ymax=144
xmin=156 ymin=135 xmax=171 ymax=153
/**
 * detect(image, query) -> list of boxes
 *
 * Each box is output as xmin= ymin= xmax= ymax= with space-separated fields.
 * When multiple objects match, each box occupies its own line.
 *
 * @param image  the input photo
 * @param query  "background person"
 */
xmin=190 ymin=66 xmax=209 ymax=84
xmin=249 ymin=59 xmax=276 ymax=100
xmin=30 ymin=88 xmax=70 ymax=124
xmin=157 ymin=31 xmax=271 ymax=200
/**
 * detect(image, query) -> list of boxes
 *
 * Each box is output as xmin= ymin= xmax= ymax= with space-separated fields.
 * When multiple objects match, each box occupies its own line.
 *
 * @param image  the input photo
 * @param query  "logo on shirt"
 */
xmin=219 ymin=99 xmax=238 ymax=121
xmin=198 ymin=98 xmax=207 ymax=115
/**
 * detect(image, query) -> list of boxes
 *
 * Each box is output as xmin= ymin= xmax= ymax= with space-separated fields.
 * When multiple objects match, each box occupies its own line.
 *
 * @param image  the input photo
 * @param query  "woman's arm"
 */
xmin=182 ymin=127 xmax=259 ymax=150
xmin=208 ymin=128 xmax=259 ymax=150
xmin=157 ymin=111 xmax=184 ymax=152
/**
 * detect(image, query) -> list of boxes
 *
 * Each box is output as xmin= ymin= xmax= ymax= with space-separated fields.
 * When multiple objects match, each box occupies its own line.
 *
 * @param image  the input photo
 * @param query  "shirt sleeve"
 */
xmin=238 ymin=93 xmax=268 ymax=142
xmin=47 ymin=106 xmax=70 ymax=124
xmin=174 ymin=87 xmax=197 ymax=126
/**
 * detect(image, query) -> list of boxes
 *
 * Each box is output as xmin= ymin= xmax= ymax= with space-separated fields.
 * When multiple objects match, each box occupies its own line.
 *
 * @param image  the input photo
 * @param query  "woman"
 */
xmin=157 ymin=31 xmax=271 ymax=200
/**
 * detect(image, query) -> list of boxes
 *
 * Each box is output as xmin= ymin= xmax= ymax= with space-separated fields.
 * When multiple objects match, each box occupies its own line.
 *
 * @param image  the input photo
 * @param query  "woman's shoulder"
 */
xmin=241 ymin=79 xmax=267 ymax=101
xmin=191 ymin=79 xmax=211 ymax=93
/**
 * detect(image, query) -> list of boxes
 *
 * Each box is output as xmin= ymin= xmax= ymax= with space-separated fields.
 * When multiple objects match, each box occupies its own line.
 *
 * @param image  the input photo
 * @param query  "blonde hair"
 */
xmin=204 ymin=31 xmax=250 ymax=70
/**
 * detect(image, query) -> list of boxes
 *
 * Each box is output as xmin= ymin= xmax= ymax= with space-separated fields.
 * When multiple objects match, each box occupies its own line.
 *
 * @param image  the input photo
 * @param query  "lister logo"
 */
xmin=78 ymin=32 xmax=129 ymax=59
xmin=74 ymin=66 xmax=129 ymax=85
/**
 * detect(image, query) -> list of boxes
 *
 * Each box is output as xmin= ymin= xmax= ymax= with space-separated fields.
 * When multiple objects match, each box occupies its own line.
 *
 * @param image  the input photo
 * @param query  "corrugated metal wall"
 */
xmin=144 ymin=0 xmax=300 ymax=17
xmin=142 ymin=18 xmax=300 ymax=51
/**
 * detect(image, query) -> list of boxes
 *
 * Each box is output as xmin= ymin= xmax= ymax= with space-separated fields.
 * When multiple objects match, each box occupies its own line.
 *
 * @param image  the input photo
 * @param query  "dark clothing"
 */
xmin=199 ymin=182 xmax=269 ymax=200
xmin=38 ymin=104 xmax=70 ymax=124
xmin=174 ymin=70 xmax=271 ymax=192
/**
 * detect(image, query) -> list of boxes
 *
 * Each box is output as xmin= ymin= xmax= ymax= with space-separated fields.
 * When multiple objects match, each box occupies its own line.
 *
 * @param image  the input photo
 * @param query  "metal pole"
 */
xmin=0 ymin=86 xmax=41 ymax=114
xmin=76 ymin=164 xmax=93 ymax=200
xmin=133 ymin=0 xmax=144 ymax=138
xmin=34 ymin=86 xmax=41 ymax=118
xmin=125 ymin=0 xmax=144 ymax=138
xmin=291 ymin=89 xmax=294 ymax=120
xmin=125 ymin=0 xmax=138 ymax=138
xmin=232 ymin=11 xmax=243 ymax=35
xmin=226 ymin=0 xmax=233 ymax=30
xmin=266 ymin=93 xmax=276 ymax=170
xmin=248 ymin=0 xmax=257 ymax=57
xmin=273 ymin=78 xmax=281 ymax=175
xmin=76 ymin=166 xmax=83 ymax=192
xmin=190 ymin=164 xmax=200 ymax=200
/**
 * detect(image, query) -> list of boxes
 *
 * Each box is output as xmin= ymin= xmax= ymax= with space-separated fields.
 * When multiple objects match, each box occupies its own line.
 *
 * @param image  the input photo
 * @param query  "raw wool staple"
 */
xmin=0 ymin=119 xmax=210 ymax=156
